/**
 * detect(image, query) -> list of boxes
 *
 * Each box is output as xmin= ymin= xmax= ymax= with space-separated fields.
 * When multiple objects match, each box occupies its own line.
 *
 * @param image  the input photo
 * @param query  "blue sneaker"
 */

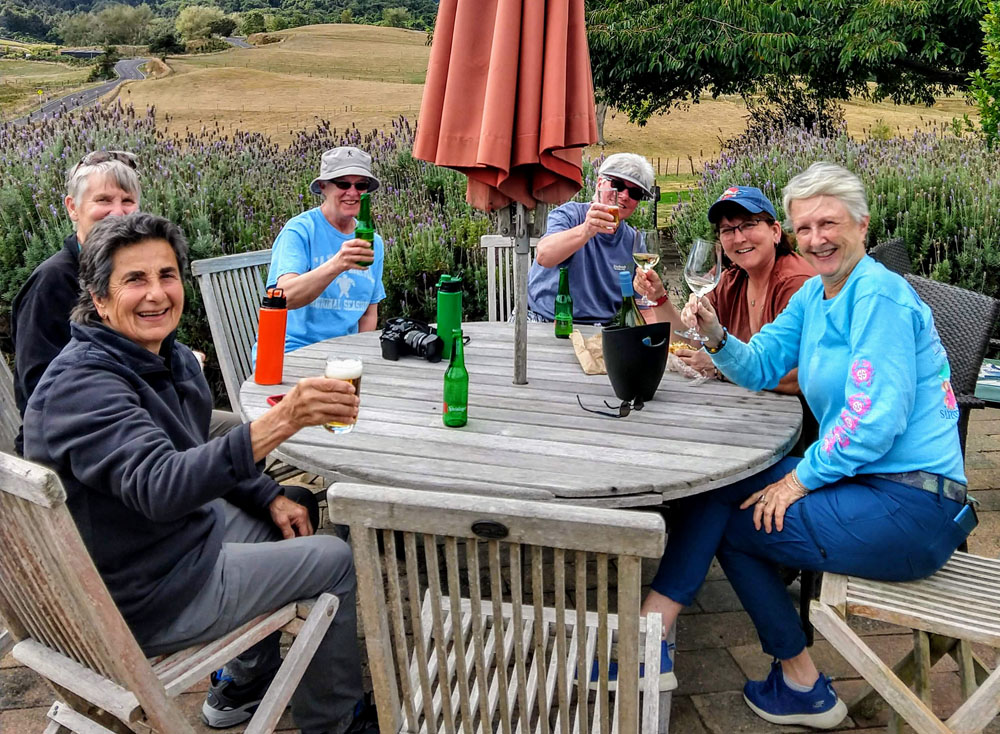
xmin=588 ymin=639 xmax=677 ymax=692
xmin=743 ymin=659 xmax=847 ymax=729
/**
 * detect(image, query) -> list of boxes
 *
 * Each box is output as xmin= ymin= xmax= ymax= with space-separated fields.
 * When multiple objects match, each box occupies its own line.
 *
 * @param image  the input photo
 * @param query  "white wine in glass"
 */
xmin=678 ymin=237 xmax=722 ymax=342
xmin=632 ymin=229 xmax=660 ymax=306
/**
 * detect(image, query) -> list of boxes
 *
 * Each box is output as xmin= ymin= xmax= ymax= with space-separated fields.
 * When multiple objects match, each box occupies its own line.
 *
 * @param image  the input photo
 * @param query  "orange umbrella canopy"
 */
xmin=414 ymin=0 xmax=598 ymax=211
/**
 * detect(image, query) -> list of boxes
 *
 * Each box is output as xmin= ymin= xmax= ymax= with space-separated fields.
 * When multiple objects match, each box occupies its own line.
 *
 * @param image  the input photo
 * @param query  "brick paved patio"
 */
xmin=3 ymin=407 xmax=999 ymax=734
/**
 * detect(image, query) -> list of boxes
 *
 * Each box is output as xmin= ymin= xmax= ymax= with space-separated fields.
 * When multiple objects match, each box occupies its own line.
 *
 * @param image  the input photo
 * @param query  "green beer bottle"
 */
xmin=442 ymin=327 xmax=468 ymax=427
xmin=355 ymin=192 xmax=375 ymax=268
xmin=609 ymin=269 xmax=646 ymax=328
xmin=554 ymin=265 xmax=573 ymax=338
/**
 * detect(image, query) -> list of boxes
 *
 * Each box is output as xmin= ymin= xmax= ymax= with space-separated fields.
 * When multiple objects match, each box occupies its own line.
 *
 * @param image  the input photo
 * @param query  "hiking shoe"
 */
xmin=588 ymin=639 xmax=677 ymax=692
xmin=201 ymin=668 xmax=276 ymax=728
xmin=743 ymin=659 xmax=847 ymax=729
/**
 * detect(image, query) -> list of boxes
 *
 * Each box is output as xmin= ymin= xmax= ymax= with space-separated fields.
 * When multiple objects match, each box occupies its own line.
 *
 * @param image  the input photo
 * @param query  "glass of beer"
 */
xmin=597 ymin=180 xmax=620 ymax=229
xmin=323 ymin=357 xmax=363 ymax=433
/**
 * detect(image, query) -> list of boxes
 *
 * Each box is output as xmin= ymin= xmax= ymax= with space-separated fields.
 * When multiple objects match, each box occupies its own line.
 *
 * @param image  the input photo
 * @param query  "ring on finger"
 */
xmin=757 ymin=494 xmax=768 ymax=504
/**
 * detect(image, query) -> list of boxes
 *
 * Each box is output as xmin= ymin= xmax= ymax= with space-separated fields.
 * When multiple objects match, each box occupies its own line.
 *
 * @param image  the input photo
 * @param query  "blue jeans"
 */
xmin=650 ymin=457 xmax=968 ymax=659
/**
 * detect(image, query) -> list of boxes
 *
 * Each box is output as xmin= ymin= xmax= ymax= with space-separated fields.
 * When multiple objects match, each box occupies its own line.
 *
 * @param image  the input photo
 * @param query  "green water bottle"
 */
xmin=443 ymin=327 xmax=468 ymax=427
xmin=554 ymin=265 xmax=573 ymax=338
xmin=355 ymin=192 xmax=375 ymax=268
xmin=436 ymin=274 xmax=463 ymax=360
xmin=609 ymin=270 xmax=646 ymax=328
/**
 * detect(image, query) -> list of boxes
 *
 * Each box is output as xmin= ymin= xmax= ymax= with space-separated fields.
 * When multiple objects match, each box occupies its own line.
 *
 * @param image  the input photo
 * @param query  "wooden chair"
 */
xmin=190 ymin=249 xmax=273 ymax=414
xmin=0 ymin=452 xmax=339 ymax=734
xmin=905 ymin=273 xmax=1000 ymax=455
xmin=810 ymin=551 xmax=1000 ymax=734
xmin=328 ymin=482 xmax=673 ymax=733
xmin=0 ymin=354 xmax=20 ymax=659
xmin=481 ymin=235 xmax=540 ymax=322
xmin=870 ymin=237 xmax=913 ymax=276
xmin=0 ymin=354 xmax=20 ymax=454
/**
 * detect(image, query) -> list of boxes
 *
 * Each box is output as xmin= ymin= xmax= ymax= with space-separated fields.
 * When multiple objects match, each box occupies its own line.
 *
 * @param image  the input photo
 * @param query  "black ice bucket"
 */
xmin=601 ymin=321 xmax=671 ymax=403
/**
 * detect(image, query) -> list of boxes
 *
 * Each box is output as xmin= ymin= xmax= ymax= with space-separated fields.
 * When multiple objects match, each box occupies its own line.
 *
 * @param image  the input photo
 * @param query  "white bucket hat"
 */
xmin=309 ymin=146 xmax=381 ymax=196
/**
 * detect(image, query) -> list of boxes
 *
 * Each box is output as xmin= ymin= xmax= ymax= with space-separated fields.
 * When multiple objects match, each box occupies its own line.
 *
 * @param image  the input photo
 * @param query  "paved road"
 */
xmin=224 ymin=36 xmax=251 ymax=48
xmin=15 ymin=57 xmax=148 ymax=123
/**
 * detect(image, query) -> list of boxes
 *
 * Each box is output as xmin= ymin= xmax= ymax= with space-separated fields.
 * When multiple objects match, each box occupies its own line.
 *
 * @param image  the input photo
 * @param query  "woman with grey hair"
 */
xmin=526 ymin=152 xmax=656 ymax=324
xmin=10 ymin=151 xmax=141 ymax=452
xmin=23 ymin=212 xmax=377 ymax=734
xmin=640 ymin=162 xmax=971 ymax=729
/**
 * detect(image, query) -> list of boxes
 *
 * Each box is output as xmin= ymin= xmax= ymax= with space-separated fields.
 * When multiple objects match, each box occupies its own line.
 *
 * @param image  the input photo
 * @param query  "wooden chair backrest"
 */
xmin=190 ymin=249 xmax=273 ymax=414
xmin=329 ymin=483 xmax=665 ymax=734
xmin=0 ymin=356 xmax=19 ymax=454
xmin=0 ymin=453 xmax=192 ymax=733
xmin=481 ymin=235 xmax=540 ymax=322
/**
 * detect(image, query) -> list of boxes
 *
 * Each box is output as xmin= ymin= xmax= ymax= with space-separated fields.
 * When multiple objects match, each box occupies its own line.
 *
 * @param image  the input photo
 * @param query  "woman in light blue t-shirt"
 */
xmin=644 ymin=163 xmax=971 ymax=730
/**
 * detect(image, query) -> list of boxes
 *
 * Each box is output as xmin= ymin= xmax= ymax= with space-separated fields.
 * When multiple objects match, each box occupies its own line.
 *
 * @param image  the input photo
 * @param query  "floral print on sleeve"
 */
xmin=821 ymin=369 xmax=874 ymax=455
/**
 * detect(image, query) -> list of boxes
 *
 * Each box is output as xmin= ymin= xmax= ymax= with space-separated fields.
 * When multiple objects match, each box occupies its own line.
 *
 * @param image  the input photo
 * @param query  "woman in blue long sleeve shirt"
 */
xmin=646 ymin=163 xmax=972 ymax=729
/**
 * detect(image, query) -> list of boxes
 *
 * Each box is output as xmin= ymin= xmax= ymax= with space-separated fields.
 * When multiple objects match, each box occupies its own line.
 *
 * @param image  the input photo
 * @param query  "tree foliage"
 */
xmin=86 ymin=44 xmax=119 ymax=80
xmin=382 ymin=6 xmax=410 ymax=27
xmin=175 ymin=5 xmax=226 ymax=41
xmin=970 ymin=2 xmax=1000 ymax=147
xmin=586 ymin=0 xmax=987 ymax=124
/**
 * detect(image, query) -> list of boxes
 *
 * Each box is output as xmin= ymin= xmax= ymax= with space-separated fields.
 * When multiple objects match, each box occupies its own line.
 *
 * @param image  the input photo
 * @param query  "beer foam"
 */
xmin=324 ymin=358 xmax=363 ymax=380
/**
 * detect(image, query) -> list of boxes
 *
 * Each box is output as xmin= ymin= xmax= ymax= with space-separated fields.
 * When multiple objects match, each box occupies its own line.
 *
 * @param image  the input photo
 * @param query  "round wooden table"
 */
xmin=240 ymin=322 xmax=802 ymax=507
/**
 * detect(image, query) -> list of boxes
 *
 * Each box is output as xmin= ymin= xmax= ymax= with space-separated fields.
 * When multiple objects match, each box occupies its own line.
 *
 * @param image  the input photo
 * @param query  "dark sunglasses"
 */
xmin=76 ymin=150 xmax=138 ymax=171
xmin=330 ymin=179 xmax=371 ymax=191
xmin=576 ymin=394 xmax=645 ymax=418
xmin=606 ymin=177 xmax=647 ymax=200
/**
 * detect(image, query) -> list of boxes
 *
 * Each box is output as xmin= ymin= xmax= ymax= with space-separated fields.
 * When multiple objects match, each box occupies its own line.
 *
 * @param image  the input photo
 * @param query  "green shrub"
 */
xmin=671 ymin=121 xmax=1000 ymax=311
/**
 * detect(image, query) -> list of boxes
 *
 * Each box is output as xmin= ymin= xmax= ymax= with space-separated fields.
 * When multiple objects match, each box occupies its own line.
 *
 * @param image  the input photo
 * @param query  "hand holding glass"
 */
xmin=678 ymin=238 xmax=722 ymax=342
xmin=595 ymin=182 xmax=620 ymax=231
xmin=323 ymin=357 xmax=363 ymax=433
xmin=632 ymin=229 xmax=660 ymax=307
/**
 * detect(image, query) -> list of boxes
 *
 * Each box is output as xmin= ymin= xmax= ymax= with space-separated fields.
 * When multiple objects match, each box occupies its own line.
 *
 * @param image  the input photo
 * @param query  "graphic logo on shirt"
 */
xmin=336 ymin=277 xmax=354 ymax=298
xmin=847 ymin=392 xmax=872 ymax=417
xmin=851 ymin=359 xmax=874 ymax=387
xmin=939 ymin=362 xmax=959 ymax=419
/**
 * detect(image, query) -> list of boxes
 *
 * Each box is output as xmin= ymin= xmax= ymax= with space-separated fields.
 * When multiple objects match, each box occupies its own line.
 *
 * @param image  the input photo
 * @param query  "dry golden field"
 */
xmin=0 ymin=58 xmax=90 ymax=118
xmin=114 ymin=23 xmax=979 ymax=164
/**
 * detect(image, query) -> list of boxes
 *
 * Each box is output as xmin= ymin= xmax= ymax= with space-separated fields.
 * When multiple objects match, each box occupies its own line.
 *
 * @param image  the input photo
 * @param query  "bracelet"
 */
xmin=788 ymin=470 xmax=808 ymax=494
xmin=652 ymin=293 xmax=671 ymax=307
xmin=705 ymin=327 xmax=728 ymax=354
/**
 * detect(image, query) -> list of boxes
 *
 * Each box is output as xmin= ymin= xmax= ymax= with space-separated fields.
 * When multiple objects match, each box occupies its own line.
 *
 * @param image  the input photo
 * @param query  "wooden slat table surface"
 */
xmin=240 ymin=322 xmax=802 ymax=507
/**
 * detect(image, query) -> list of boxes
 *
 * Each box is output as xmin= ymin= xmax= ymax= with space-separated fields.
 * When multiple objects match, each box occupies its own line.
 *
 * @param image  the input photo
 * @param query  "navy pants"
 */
xmin=651 ymin=457 xmax=968 ymax=659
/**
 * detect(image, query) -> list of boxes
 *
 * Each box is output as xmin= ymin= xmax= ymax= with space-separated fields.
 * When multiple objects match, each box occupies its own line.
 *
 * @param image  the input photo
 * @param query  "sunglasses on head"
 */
xmin=576 ymin=394 xmax=645 ymax=418
xmin=605 ymin=177 xmax=646 ymax=200
xmin=75 ymin=150 xmax=138 ymax=172
xmin=329 ymin=179 xmax=371 ymax=191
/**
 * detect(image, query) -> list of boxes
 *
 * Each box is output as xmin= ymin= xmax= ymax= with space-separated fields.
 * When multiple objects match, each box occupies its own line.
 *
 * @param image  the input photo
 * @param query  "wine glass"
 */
xmin=677 ymin=237 xmax=722 ymax=341
xmin=632 ymin=229 xmax=660 ymax=307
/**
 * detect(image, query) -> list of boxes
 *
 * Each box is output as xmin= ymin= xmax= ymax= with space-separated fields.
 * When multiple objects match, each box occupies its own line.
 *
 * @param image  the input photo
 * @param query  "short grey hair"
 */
xmin=597 ymin=153 xmax=656 ymax=199
xmin=781 ymin=162 xmax=869 ymax=226
xmin=66 ymin=159 xmax=141 ymax=204
xmin=71 ymin=213 xmax=189 ymax=326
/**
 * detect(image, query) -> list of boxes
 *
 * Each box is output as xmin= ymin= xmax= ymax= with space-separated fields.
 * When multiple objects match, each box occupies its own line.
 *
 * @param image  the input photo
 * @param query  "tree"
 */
xmin=87 ymin=45 xmax=120 ymax=81
xmin=96 ymin=3 xmax=154 ymax=45
xmin=586 ymin=0 xmax=986 ymax=125
xmin=175 ymin=5 xmax=226 ymax=41
xmin=56 ymin=12 xmax=99 ymax=46
xmin=148 ymin=28 xmax=184 ymax=57
xmin=340 ymin=8 xmax=353 ymax=24
xmin=382 ymin=6 xmax=410 ymax=28
xmin=207 ymin=14 xmax=237 ymax=37
xmin=971 ymin=2 xmax=1000 ymax=147
xmin=241 ymin=10 xmax=265 ymax=35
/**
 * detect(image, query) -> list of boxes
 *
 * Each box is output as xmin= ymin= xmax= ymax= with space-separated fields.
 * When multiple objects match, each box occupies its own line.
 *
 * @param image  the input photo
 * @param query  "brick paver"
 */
xmin=3 ymin=408 xmax=998 ymax=733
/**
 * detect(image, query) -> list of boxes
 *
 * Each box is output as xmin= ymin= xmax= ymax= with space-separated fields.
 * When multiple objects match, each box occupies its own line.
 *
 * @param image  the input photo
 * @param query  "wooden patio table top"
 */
xmin=239 ymin=322 xmax=802 ymax=507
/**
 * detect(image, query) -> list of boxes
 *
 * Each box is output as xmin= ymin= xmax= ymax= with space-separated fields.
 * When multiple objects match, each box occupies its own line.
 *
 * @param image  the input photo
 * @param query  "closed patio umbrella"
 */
xmin=414 ymin=0 xmax=597 ymax=384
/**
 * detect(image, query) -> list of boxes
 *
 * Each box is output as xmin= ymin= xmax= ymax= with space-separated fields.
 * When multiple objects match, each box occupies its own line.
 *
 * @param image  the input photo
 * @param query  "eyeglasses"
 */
xmin=576 ymin=394 xmax=645 ymax=418
xmin=604 ymin=177 xmax=647 ymax=201
xmin=329 ymin=179 xmax=371 ymax=191
xmin=718 ymin=218 xmax=770 ymax=240
xmin=75 ymin=150 xmax=138 ymax=171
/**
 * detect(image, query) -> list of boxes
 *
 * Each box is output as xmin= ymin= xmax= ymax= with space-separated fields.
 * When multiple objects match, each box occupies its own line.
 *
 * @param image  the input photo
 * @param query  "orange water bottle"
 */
xmin=254 ymin=288 xmax=287 ymax=385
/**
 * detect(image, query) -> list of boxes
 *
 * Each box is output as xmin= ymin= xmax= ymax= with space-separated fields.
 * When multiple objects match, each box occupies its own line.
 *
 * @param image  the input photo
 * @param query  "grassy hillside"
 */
xmin=0 ymin=57 xmax=89 ymax=118
xmin=116 ymin=23 xmax=980 ymax=163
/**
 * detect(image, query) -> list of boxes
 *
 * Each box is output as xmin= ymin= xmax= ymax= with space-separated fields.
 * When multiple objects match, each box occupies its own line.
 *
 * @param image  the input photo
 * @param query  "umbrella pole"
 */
xmin=514 ymin=201 xmax=529 ymax=385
